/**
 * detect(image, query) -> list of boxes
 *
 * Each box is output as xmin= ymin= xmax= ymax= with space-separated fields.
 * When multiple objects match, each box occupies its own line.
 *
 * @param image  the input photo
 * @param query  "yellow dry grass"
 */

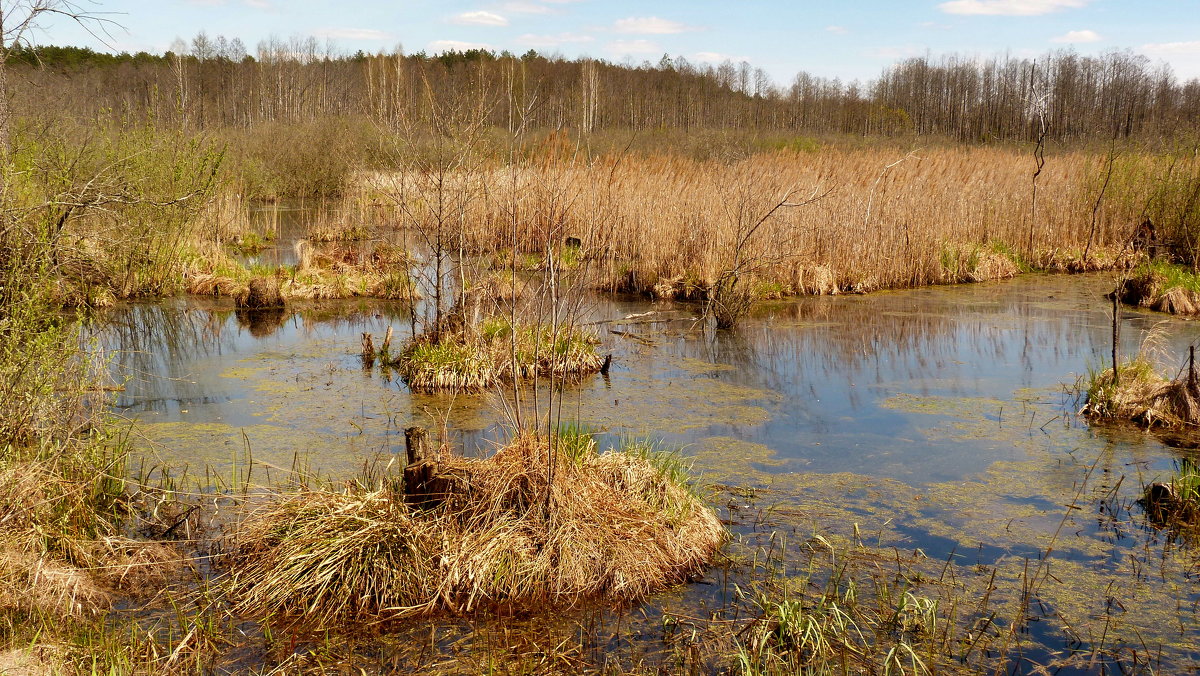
xmin=225 ymin=435 xmax=724 ymax=628
xmin=362 ymin=146 xmax=1137 ymax=297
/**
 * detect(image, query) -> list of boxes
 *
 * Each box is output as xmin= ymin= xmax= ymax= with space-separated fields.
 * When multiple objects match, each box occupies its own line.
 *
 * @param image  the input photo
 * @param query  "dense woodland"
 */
xmin=6 ymin=36 xmax=1200 ymax=142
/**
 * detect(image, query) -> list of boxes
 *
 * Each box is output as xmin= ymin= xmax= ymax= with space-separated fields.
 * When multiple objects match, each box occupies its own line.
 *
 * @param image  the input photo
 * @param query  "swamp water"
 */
xmin=102 ymin=274 xmax=1200 ymax=673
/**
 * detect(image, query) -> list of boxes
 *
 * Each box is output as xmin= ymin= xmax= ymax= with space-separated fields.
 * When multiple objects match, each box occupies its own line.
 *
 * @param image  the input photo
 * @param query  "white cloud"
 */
xmin=1142 ymin=41 xmax=1200 ymax=80
xmin=825 ymin=25 xmax=848 ymax=35
xmin=938 ymin=0 xmax=1088 ymax=16
xmin=243 ymin=0 xmax=272 ymax=8
xmin=605 ymin=39 xmax=661 ymax=55
xmin=1142 ymin=40 xmax=1200 ymax=56
xmin=312 ymin=28 xmax=393 ymax=41
xmin=693 ymin=51 xmax=749 ymax=63
xmin=451 ymin=11 xmax=508 ymax=26
xmin=613 ymin=16 xmax=696 ymax=35
xmin=1051 ymin=29 xmax=1101 ymax=43
xmin=517 ymin=32 xmax=595 ymax=48
xmin=428 ymin=39 xmax=493 ymax=53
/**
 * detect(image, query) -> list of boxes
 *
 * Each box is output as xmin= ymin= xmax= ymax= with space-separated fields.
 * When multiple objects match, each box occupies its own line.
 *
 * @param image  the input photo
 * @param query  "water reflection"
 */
xmin=95 ymin=271 xmax=1200 ymax=671
xmin=99 ymin=274 xmax=1200 ymax=483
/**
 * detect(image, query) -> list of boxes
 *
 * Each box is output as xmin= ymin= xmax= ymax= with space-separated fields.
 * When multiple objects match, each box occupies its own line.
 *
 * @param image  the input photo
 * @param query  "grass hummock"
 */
xmin=1141 ymin=457 xmax=1200 ymax=528
xmin=1116 ymin=260 xmax=1200 ymax=316
xmin=224 ymin=434 xmax=725 ymax=628
xmin=1081 ymin=353 xmax=1200 ymax=428
xmin=390 ymin=317 xmax=605 ymax=393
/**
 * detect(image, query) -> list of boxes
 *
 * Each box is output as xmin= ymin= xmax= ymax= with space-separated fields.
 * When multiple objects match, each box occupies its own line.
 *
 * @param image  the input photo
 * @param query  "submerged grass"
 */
xmin=224 ymin=434 xmax=725 ymax=629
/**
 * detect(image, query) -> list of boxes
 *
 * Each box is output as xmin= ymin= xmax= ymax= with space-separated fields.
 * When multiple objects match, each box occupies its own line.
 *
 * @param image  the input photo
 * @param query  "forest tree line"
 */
xmin=6 ymin=34 xmax=1200 ymax=142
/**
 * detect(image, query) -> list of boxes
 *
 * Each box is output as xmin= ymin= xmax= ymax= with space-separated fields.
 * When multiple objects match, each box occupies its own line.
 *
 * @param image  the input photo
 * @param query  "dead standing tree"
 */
xmin=706 ymin=174 xmax=828 ymax=329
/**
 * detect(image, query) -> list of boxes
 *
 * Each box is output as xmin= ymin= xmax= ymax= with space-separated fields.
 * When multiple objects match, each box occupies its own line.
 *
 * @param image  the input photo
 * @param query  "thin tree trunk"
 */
xmin=0 ymin=8 xmax=11 ymax=161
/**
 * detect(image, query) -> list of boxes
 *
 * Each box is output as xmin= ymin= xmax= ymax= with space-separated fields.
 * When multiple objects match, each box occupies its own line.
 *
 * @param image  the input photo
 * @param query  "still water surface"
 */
xmin=102 ymin=272 xmax=1200 ymax=671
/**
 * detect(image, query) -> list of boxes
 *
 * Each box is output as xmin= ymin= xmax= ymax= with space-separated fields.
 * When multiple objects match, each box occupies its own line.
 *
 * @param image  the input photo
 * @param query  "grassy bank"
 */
xmin=17 ymin=116 xmax=1194 ymax=320
xmin=1116 ymin=259 xmax=1200 ymax=315
xmin=383 ymin=317 xmax=605 ymax=393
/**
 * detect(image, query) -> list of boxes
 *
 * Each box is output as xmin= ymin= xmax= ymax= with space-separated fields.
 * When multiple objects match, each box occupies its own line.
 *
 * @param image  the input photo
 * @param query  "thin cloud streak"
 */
xmin=451 ymin=11 xmax=509 ymax=27
xmin=613 ymin=16 xmax=696 ymax=35
xmin=939 ymin=0 xmax=1088 ymax=16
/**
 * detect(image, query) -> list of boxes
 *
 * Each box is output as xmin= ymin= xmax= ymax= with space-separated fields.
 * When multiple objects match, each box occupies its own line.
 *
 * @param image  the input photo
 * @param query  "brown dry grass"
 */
xmin=0 ymin=453 xmax=180 ymax=625
xmin=363 ymin=146 xmax=1140 ymax=299
xmin=225 ymin=435 xmax=724 ymax=629
xmin=1082 ymin=323 xmax=1200 ymax=428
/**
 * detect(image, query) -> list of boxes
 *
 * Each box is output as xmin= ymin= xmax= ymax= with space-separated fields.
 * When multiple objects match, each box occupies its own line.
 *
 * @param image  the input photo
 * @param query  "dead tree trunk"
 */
xmin=403 ymin=426 xmax=443 ymax=508
xmin=1112 ymin=287 xmax=1121 ymax=386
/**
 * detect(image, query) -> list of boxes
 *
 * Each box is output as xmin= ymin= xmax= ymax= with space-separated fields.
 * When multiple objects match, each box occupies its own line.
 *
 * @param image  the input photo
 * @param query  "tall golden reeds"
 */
xmin=361 ymin=145 xmax=1146 ymax=299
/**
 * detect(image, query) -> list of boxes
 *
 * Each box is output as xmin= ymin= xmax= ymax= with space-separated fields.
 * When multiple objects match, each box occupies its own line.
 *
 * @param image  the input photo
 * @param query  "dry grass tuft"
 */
xmin=1118 ymin=262 xmax=1200 ymax=316
xmin=1082 ymin=330 xmax=1200 ymax=428
xmin=0 ymin=448 xmax=182 ymax=622
xmin=392 ymin=319 xmax=604 ymax=393
xmin=225 ymin=435 xmax=724 ymax=628
xmin=967 ymin=251 xmax=1020 ymax=282
xmin=235 ymin=276 xmax=285 ymax=309
xmin=0 ymin=549 xmax=110 ymax=618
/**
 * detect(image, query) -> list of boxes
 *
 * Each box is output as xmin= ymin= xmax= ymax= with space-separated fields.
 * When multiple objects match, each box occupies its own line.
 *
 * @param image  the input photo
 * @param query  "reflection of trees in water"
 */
xmin=699 ymin=279 xmax=1118 ymax=398
xmin=100 ymin=301 xmax=235 ymax=410
xmin=100 ymin=299 xmax=415 ymax=412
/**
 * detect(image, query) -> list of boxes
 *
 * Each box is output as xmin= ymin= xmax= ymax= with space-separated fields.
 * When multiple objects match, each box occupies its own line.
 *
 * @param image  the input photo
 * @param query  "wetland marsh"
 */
xmin=101 ymin=271 xmax=1200 ymax=673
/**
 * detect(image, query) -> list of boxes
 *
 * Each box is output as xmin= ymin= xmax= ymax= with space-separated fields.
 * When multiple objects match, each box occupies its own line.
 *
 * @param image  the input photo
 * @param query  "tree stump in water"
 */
xmin=238 ymin=276 xmax=285 ymax=309
xmin=1142 ymin=481 xmax=1178 ymax=525
xmin=403 ymin=426 xmax=450 ymax=508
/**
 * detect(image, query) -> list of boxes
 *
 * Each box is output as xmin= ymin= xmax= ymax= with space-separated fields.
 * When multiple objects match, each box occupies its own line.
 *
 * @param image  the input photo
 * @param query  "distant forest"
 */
xmin=8 ymin=35 xmax=1200 ymax=142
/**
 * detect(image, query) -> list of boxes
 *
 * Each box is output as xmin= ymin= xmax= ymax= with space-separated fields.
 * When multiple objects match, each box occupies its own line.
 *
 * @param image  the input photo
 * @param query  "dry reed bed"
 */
xmin=364 ymin=147 xmax=1141 ymax=298
xmin=224 ymin=435 xmax=724 ymax=628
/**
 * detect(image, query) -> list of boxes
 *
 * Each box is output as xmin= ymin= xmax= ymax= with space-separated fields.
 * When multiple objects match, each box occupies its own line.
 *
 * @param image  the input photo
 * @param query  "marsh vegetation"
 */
xmin=5 ymin=11 xmax=1200 ymax=673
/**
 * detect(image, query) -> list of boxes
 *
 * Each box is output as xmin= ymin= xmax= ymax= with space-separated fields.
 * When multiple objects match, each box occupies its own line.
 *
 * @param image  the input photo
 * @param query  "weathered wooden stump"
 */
xmin=403 ymin=426 xmax=449 ymax=508
xmin=381 ymin=326 xmax=394 ymax=359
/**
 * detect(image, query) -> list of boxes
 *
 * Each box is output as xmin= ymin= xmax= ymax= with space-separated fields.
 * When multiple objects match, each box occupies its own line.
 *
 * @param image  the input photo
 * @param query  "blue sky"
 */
xmin=30 ymin=0 xmax=1200 ymax=83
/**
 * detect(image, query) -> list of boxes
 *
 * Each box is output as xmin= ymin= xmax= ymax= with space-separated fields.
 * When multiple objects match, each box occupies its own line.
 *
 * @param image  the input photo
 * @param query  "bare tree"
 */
xmin=0 ymin=0 xmax=110 ymax=159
